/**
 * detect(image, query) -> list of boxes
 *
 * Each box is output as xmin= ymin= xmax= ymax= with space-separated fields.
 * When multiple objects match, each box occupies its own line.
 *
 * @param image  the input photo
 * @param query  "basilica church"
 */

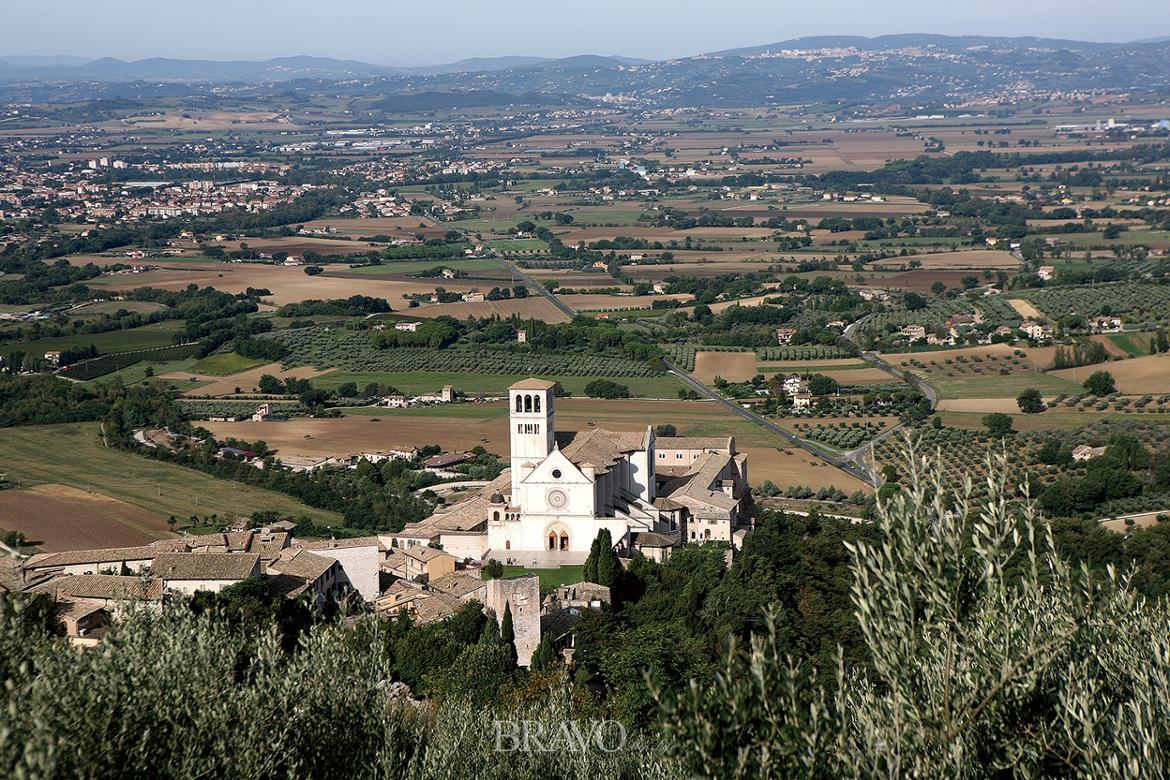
xmin=396 ymin=379 xmax=750 ymax=563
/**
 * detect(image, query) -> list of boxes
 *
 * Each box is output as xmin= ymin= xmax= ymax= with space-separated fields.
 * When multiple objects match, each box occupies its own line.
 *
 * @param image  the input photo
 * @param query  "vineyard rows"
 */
xmin=860 ymin=300 xmax=975 ymax=337
xmin=261 ymin=329 xmax=659 ymax=377
xmin=59 ymin=343 xmax=196 ymax=381
xmin=177 ymin=399 xmax=304 ymax=420
xmin=758 ymin=345 xmax=852 ymax=361
xmin=874 ymin=419 xmax=1170 ymax=501
xmin=973 ymin=297 xmax=1022 ymax=323
xmin=1021 ymin=283 xmax=1170 ymax=327
xmin=794 ymin=421 xmax=887 ymax=450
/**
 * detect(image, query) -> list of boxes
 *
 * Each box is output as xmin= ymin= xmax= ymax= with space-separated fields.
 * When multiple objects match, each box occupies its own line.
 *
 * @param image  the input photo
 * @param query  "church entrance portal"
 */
xmin=547 ymin=530 xmax=570 ymax=551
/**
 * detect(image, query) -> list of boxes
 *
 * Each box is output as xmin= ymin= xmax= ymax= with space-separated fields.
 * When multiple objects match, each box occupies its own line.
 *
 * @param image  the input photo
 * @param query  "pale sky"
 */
xmin=3 ymin=0 xmax=1168 ymax=65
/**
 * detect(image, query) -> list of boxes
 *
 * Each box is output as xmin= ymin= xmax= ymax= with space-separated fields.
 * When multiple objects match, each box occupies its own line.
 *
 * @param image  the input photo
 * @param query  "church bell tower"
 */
xmin=508 ymin=378 xmax=556 ymax=497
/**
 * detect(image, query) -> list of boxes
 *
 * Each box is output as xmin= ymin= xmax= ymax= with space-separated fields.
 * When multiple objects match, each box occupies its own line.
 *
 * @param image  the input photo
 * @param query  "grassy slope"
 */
xmin=79 ymin=357 xmax=200 ymax=387
xmin=923 ymin=372 xmax=1084 ymax=400
xmin=1 ymin=321 xmax=186 ymax=356
xmin=0 ymin=423 xmax=341 ymax=524
xmin=189 ymin=352 xmax=267 ymax=376
xmin=1107 ymin=331 xmax=1151 ymax=358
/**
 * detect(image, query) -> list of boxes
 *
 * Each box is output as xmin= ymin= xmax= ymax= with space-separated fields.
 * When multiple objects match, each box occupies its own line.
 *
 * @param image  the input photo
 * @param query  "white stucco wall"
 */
xmin=440 ymin=533 xmax=490 ymax=561
xmin=314 ymin=545 xmax=380 ymax=602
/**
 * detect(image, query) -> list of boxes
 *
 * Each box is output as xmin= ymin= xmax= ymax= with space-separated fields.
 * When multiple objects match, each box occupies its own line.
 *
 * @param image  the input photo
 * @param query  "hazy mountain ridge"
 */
xmin=2 ymin=35 xmax=1169 ymax=109
xmin=0 ymin=53 xmax=648 ymax=82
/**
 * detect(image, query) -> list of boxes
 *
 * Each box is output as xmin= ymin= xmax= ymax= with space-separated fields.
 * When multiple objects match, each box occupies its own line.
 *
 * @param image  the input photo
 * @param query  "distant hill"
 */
xmin=0 ymin=53 xmax=652 ymax=83
xmin=706 ymin=33 xmax=1125 ymax=57
xmin=1 ymin=35 xmax=1169 ymax=111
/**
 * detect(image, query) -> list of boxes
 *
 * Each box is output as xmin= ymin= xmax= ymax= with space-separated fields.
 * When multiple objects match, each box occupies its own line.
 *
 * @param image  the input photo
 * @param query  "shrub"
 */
xmin=656 ymin=444 xmax=1170 ymax=777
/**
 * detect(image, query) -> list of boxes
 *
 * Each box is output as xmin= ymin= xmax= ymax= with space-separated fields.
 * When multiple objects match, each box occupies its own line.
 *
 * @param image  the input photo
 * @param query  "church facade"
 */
xmin=396 ymin=378 xmax=750 ymax=561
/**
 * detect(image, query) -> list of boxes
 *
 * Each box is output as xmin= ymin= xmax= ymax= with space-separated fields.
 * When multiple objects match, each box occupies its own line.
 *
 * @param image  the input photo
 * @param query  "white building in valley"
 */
xmin=396 ymin=378 xmax=750 ymax=561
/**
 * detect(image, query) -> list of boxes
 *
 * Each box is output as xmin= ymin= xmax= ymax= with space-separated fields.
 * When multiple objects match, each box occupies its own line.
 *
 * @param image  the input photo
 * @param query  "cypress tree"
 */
xmin=480 ymin=613 xmax=501 ymax=644
xmin=500 ymin=602 xmax=517 ymax=665
xmin=583 ymin=535 xmax=600 ymax=583
xmin=530 ymin=633 xmax=556 ymax=671
xmin=596 ymin=529 xmax=617 ymax=586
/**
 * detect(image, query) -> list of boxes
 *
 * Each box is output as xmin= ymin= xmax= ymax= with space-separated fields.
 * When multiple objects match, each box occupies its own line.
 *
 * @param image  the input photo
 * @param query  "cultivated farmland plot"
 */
xmin=758 ymin=345 xmax=852 ymax=361
xmin=260 ymin=328 xmax=659 ymax=377
xmin=1020 ymin=283 xmax=1170 ymax=328
xmin=58 ymin=343 xmax=197 ymax=381
xmin=793 ymin=420 xmax=888 ymax=450
xmin=861 ymin=299 xmax=977 ymax=337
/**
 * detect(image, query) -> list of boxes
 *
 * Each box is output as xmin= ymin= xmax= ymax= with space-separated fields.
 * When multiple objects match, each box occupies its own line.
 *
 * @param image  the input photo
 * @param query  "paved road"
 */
xmin=507 ymin=259 xmax=880 ymax=485
xmin=664 ymin=360 xmax=876 ymax=486
xmin=835 ymin=314 xmax=942 ymax=474
xmin=500 ymin=259 xmax=578 ymax=320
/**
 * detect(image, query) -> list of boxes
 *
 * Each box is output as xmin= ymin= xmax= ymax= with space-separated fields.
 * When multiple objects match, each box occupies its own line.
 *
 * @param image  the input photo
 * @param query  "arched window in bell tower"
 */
xmin=524 ymin=395 xmax=533 ymax=412
xmin=515 ymin=395 xmax=523 ymax=412
xmin=534 ymin=395 xmax=541 ymax=413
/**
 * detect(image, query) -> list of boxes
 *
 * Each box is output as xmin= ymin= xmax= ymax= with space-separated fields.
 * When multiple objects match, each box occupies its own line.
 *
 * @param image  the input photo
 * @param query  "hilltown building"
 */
xmin=393 ymin=379 xmax=750 ymax=562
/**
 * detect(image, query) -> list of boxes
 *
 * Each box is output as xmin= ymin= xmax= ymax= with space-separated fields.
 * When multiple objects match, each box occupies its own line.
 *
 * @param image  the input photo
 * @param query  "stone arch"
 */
xmin=515 ymin=394 xmax=523 ymax=412
xmin=524 ymin=394 xmax=533 ymax=412
xmin=534 ymin=395 xmax=541 ymax=413
xmin=545 ymin=523 xmax=570 ymax=552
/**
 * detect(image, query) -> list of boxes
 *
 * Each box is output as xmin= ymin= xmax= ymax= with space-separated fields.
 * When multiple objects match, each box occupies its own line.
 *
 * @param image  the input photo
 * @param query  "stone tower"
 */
xmin=508 ymin=378 xmax=556 ymax=497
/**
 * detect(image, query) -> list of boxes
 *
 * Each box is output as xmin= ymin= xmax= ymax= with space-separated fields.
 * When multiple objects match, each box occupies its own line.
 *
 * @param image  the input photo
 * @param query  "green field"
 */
xmin=1 ymin=321 xmax=186 ymax=357
xmin=311 ymin=371 xmax=687 ymax=399
xmin=1106 ymin=331 xmax=1151 ymax=358
xmin=483 ymin=239 xmax=548 ymax=252
xmin=501 ymin=565 xmax=585 ymax=595
xmin=69 ymin=301 xmax=169 ymax=319
xmin=563 ymin=207 xmax=644 ymax=224
xmin=0 ymin=423 xmax=341 ymax=524
xmin=924 ymin=372 xmax=1084 ymax=400
xmin=80 ymin=357 xmax=200 ymax=386
xmin=189 ymin=352 xmax=267 ymax=376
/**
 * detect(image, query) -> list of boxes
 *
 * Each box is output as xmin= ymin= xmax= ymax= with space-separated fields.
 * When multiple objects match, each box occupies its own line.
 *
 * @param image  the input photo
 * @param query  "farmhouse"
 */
xmin=401 ymin=379 xmax=749 ymax=561
xmin=900 ymin=325 xmax=927 ymax=341
xmin=1092 ymin=316 xmax=1123 ymax=333
xmin=1072 ymin=444 xmax=1107 ymax=462
xmin=781 ymin=375 xmax=809 ymax=396
xmin=1022 ymin=323 xmax=1053 ymax=340
xmin=424 ymin=451 xmax=474 ymax=470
